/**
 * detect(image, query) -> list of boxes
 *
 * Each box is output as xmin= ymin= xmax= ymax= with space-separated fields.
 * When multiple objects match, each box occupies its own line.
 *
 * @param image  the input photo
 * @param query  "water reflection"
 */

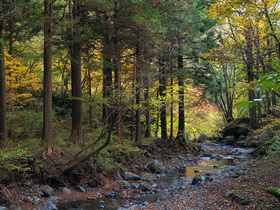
xmin=184 ymin=158 xmax=234 ymax=179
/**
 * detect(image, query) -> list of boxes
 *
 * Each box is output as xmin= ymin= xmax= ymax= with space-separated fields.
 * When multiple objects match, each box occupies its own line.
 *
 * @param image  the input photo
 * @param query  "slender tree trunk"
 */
xmin=113 ymin=0 xmax=122 ymax=140
xmin=169 ymin=63 xmax=174 ymax=141
xmin=144 ymin=85 xmax=151 ymax=138
xmin=87 ymin=54 xmax=92 ymax=127
xmin=135 ymin=40 xmax=141 ymax=145
xmin=154 ymin=89 xmax=159 ymax=138
xmin=267 ymin=38 xmax=277 ymax=113
xmin=159 ymin=56 xmax=168 ymax=141
xmin=245 ymin=26 xmax=257 ymax=129
xmin=176 ymin=54 xmax=185 ymax=143
xmin=255 ymin=35 xmax=262 ymax=121
xmin=43 ymin=0 xmax=53 ymax=154
xmin=0 ymin=1 xmax=7 ymax=145
xmin=69 ymin=0 xmax=83 ymax=147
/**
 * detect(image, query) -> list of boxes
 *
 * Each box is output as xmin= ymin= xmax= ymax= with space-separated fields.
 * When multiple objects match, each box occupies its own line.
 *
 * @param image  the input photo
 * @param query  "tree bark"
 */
xmin=135 ymin=38 xmax=141 ymax=145
xmin=176 ymin=54 xmax=185 ymax=142
xmin=0 ymin=1 xmax=7 ymax=145
xmin=169 ymin=63 xmax=174 ymax=141
xmin=245 ymin=26 xmax=257 ymax=129
xmin=43 ymin=0 xmax=53 ymax=154
xmin=144 ymin=85 xmax=151 ymax=138
xmin=69 ymin=0 xmax=83 ymax=147
xmin=102 ymin=14 xmax=113 ymax=125
xmin=159 ymin=56 xmax=168 ymax=141
xmin=113 ymin=0 xmax=122 ymax=140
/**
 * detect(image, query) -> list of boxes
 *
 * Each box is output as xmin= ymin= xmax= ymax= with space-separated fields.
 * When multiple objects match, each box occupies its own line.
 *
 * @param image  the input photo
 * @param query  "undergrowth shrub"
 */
xmin=0 ymin=146 xmax=36 ymax=183
xmin=96 ymin=143 xmax=144 ymax=172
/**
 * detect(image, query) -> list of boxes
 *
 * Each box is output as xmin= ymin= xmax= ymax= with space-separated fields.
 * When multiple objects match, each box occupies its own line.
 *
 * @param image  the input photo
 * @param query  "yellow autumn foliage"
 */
xmin=5 ymin=52 xmax=40 ymax=109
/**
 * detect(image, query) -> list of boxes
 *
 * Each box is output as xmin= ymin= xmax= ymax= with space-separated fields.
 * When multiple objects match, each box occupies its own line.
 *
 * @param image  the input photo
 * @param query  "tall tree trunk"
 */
xmin=113 ymin=0 xmax=122 ymax=140
xmin=135 ymin=39 xmax=141 ymax=145
xmin=176 ymin=54 xmax=185 ymax=143
xmin=87 ymin=52 xmax=92 ymax=127
xmin=43 ymin=0 xmax=53 ymax=154
xmin=159 ymin=56 xmax=167 ymax=141
xmin=245 ymin=26 xmax=257 ymax=129
xmin=0 ymin=1 xmax=7 ymax=145
xmin=69 ymin=0 xmax=83 ymax=147
xmin=102 ymin=15 xmax=113 ymax=125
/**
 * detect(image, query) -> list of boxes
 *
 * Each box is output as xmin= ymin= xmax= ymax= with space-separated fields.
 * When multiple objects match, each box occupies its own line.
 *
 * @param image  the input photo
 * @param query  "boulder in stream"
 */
xmin=138 ymin=183 xmax=153 ymax=191
xmin=222 ymin=135 xmax=237 ymax=146
xmin=147 ymin=160 xmax=163 ymax=174
xmin=191 ymin=175 xmax=203 ymax=186
xmin=39 ymin=185 xmax=54 ymax=197
xmin=122 ymin=172 xmax=141 ymax=181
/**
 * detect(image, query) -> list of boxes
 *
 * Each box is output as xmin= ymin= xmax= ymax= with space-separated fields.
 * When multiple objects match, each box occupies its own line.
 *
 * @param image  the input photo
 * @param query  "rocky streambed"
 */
xmin=57 ymin=144 xmax=255 ymax=210
xmin=0 ymin=144 xmax=256 ymax=210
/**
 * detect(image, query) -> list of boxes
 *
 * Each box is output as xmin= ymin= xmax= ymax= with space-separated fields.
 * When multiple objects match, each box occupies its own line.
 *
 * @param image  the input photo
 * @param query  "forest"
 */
xmin=0 ymin=0 xmax=280 ymax=209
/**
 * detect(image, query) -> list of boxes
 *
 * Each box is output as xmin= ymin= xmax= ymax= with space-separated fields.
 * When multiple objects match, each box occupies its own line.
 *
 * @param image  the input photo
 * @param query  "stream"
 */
xmin=57 ymin=145 xmax=255 ymax=210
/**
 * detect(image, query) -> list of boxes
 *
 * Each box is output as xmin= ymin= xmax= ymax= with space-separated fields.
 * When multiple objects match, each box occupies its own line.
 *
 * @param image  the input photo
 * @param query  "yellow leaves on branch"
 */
xmin=5 ymin=53 xmax=40 ymax=108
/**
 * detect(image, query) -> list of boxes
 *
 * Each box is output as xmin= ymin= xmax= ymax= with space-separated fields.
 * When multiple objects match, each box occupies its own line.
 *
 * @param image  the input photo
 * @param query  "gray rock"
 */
xmin=39 ymin=185 xmax=54 ymax=197
xmin=118 ymin=180 xmax=130 ymax=188
xmin=148 ymin=181 xmax=157 ymax=188
xmin=143 ymin=201 xmax=149 ymax=206
xmin=222 ymin=135 xmax=237 ymax=146
xmin=138 ymin=183 xmax=153 ymax=192
xmin=191 ymin=175 xmax=203 ymax=185
xmin=32 ymin=197 xmax=41 ymax=206
xmin=41 ymin=201 xmax=57 ymax=210
xmin=147 ymin=160 xmax=163 ymax=174
xmin=122 ymin=172 xmax=141 ymax=181
xmin=61 ymin=187 xmax=71 ymax=194
xmin=9 ymin=205 xmax=21 ymax=210
xmin=74 ymin=185 xmax=85 ymax=192
xmin=114 ymin=175 xmax=123 ymax=182
xmin=197 ymin=134 xmax=209 ymax=143
xmin=141 ymin=173 xmax=153 ymax=182
xmin=205 ymin=176 xmax=214 ymax=182
xmin=23 ymin=196 xmax=32 ymax=203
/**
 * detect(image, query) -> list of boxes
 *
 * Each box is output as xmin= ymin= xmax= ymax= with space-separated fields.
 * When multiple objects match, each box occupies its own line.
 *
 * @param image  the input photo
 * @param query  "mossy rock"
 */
xmin=266 ymin=187 xmax=280 ymax=198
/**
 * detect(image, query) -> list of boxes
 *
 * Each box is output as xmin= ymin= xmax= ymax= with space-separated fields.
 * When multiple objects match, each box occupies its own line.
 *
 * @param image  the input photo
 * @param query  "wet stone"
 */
xmin=108 ymin=191 xmax=117 ymax=197
xmin=40 ymin=185 xmax=54 ymax=197
xmin=139 ymin=183 xmax=153 ymax=192
xmin=122 ymin=172 xmax=141 ymax=181
xmin=192 ymin=175 xmax=203 ymax=185
xmin=74 ymin=185 xmax=85 ymax=192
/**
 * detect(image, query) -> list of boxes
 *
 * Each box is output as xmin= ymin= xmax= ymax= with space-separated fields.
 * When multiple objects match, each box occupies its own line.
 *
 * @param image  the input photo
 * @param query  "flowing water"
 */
xmin=57 ymin=145 xmax=254 ymax=210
